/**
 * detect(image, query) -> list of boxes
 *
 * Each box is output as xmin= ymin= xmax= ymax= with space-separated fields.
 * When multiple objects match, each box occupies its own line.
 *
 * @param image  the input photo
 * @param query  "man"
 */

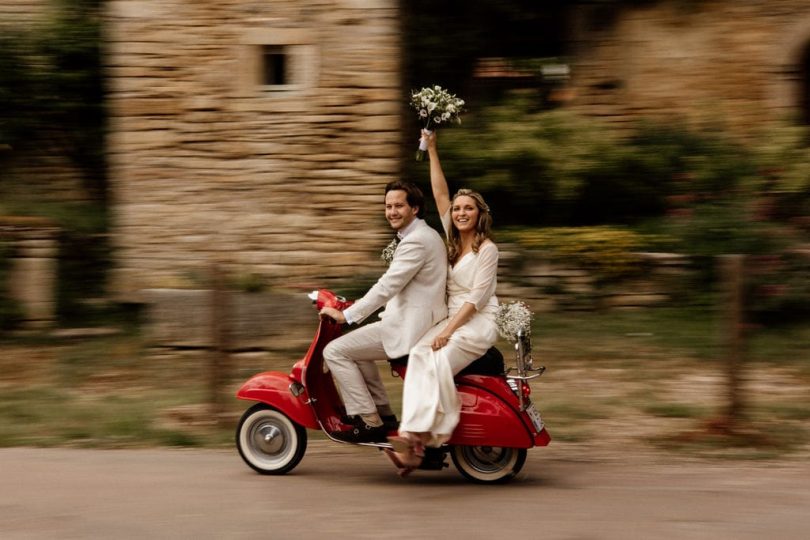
xmin=319 ymin=181 xmax=448 ymax=443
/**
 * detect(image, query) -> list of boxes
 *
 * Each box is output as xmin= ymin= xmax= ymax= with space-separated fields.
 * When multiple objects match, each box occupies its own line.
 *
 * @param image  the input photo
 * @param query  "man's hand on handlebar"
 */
xmin=319 ymin=307 xmax=346 ymax=324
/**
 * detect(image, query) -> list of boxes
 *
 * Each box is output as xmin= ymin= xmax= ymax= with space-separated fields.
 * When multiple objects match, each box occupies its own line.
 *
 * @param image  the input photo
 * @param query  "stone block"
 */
xmin=601 ymin=293 xmax=669 ymax=308
xmin=8 ymin=256 xmax=56 ymax=327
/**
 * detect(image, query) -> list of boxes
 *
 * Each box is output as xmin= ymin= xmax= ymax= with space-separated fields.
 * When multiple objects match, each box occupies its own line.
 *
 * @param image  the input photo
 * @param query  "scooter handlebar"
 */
xmin=309 ymin=289 xmax=353 ymax=312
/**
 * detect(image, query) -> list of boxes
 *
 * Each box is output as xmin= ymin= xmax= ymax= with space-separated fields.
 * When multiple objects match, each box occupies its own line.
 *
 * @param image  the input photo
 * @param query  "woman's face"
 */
xmin=451 ymin=195 xmax=479 ymax=233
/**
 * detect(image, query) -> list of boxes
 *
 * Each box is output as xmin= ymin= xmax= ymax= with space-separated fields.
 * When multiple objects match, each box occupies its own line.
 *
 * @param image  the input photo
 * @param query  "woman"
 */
xmin=384 ymin=130 xmax=500 ymax=476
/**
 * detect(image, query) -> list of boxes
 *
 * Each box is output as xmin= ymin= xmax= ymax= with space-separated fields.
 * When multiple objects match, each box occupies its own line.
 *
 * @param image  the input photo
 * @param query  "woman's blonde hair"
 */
xmin=447 ymin=188 xmax=493 ymax=265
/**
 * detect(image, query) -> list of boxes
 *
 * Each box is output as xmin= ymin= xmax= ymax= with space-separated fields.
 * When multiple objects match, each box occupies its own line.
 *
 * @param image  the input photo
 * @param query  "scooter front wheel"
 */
xmin=450 ymin=445 xmax=527 ymax=484
xmin=236 ymin=403 xmax=307 ymax=475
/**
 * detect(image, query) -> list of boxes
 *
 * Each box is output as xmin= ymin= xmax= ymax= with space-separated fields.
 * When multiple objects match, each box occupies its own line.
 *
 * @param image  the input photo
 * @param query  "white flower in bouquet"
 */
xmin=409 ymin=85 xmax=465 ymax=161
xmin=495 ymin=301 xmax=534 ymax=343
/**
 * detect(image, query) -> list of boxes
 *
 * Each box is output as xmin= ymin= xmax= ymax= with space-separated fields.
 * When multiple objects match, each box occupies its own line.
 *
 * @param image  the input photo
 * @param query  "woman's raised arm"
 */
xmin=424 ymin=130 xmax=451 ymax=217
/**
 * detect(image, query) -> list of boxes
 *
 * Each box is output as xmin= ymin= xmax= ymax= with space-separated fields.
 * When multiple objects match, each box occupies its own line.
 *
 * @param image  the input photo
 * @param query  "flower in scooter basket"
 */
xmin=410 ymin=85 xmax=465 ymax=161
xmin=381 ymin=237 xmax=398 ymax=266
xmin=495 ymin=301 xmax=533 ymax=343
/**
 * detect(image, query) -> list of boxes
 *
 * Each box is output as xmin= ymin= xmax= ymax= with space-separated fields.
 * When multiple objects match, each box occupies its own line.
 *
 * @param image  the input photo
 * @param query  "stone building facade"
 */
xmin=567 ymin=1 xmax=810 ymax=134
xmin=105 ymin=0 xmax=403 ymax=299
xmin=0 ymin=0 xmax=48 ymax=25
xmin=6 ymin=0 xmax=810 ymax=306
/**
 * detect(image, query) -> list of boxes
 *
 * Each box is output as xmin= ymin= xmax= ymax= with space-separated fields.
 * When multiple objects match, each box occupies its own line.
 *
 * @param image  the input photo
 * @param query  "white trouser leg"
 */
xmin=323 ymin=322 xmax=390 ymax=417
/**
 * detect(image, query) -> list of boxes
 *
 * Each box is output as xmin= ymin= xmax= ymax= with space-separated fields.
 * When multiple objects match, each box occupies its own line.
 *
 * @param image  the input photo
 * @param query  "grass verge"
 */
xmin=0 ymin=303 xmax=807 ymax=459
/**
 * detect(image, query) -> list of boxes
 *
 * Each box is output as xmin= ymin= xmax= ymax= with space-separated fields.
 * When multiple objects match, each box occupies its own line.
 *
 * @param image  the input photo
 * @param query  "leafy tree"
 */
xmin=402 ymin=1 xmax=566 ymax=83
xmin=414 ymin=93 xmax=678 ymax=227
xmin=0 ymin=0 xmax=106 ymax=202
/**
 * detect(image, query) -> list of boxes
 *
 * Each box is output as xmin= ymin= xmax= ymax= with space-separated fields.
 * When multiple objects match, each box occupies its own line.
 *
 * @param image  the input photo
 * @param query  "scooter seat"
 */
xmin=388 ymin=347 xmax=505 ymax=376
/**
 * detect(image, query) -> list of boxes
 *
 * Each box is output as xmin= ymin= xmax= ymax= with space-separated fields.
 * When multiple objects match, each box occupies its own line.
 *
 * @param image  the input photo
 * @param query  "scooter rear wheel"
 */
xmin=236 ymin=403 xmax=307 ymax=475
xmin=450 ymin=445 xmax=527 ymax=484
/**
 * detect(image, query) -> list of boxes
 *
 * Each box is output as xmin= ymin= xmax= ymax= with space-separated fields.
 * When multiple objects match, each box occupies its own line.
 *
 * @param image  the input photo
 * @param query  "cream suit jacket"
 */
xmin=343 ymin=219 xmax=448 ymax=358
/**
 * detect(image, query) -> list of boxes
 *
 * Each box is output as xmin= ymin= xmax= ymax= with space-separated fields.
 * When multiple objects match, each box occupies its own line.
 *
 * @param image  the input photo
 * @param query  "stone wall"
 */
xmin=0 ymin=0 xmax=49 ymax=24
xmin=105 ymin=0 xmax=403 ymax=299
xmin=567 ymin=0 xmax=810 ymax=134
xmin=140 ymin=250 xmax=692 ymax=351
xmin=0 ymin=217 xmax=59 ymax=329
xmin=497 ymin=247 xmax=691 ymax=313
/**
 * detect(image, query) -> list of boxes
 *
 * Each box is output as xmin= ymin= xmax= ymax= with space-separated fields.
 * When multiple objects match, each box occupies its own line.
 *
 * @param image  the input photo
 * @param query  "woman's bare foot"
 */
xmin=383 ymin=448 xmax=421 ymax=477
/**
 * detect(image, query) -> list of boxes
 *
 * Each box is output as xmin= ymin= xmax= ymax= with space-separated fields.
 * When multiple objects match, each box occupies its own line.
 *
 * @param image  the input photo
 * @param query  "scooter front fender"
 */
xmin=236 ymin=371 xmax=319 ymax=430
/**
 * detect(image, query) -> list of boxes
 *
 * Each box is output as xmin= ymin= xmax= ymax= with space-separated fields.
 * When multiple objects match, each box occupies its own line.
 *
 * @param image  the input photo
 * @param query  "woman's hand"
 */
xmin=422 ymin=129 xmax=437 ymax=153
xmin=431 ymin=331 xmax=451 ymax=350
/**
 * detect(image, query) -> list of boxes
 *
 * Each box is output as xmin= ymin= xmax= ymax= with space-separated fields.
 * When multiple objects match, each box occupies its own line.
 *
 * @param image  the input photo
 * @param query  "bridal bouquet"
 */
xmin=410 ymin=85 xmax=465 ymax=161
xmin=495 ymin=301 xmax=534 ymax=343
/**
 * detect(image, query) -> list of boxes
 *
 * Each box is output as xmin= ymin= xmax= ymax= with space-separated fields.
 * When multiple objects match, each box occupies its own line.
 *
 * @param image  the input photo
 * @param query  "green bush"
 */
xmin=408 ymin=92 xmax=679 ymax=227
xmin=503 ymin=226 xmax=660 ymax=282
xmin=0 ymin=0 xmax=106 ymax=200
xmin=746 ymin=252 xmax=810 ymax=325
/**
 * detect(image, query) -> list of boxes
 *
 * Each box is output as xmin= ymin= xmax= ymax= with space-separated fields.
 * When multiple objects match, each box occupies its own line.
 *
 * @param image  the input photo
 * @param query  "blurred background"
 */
xmin=0 ymin=0 xmax=807 ymax=455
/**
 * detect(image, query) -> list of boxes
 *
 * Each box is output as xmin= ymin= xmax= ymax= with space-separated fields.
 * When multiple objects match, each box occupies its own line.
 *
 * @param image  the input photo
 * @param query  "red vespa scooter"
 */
xmin=235 ymin=289 xmax=550 ymax=483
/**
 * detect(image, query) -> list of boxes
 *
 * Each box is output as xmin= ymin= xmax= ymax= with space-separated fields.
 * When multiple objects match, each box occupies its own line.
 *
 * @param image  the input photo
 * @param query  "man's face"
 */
xmin=385 ymin=189 xmax=418 ymax=231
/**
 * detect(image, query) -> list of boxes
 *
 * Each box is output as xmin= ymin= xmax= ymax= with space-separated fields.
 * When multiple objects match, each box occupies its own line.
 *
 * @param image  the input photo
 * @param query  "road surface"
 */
xmin=1 ymin=442 xmax=808 ymax=539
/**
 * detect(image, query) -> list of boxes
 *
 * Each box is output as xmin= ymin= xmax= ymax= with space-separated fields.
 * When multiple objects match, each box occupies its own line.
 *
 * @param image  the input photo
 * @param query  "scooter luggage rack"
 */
xmin=505 ymin=330 xmax=545 ymax=411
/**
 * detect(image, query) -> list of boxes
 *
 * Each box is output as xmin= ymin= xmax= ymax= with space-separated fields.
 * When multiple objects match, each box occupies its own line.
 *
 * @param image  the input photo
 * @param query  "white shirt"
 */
xmin=396 ymin=217 xmax=420 ymax=240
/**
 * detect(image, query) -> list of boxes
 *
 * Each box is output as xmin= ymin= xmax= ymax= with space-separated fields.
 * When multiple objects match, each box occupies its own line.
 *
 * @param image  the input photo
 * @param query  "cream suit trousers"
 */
xmin=323 ymin=321 xmax=391 ymax=417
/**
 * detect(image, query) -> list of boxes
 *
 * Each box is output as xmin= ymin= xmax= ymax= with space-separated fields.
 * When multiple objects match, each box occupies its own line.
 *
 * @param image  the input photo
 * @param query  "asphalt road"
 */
xmin=2 ymin=442 xmax=808 ymax=539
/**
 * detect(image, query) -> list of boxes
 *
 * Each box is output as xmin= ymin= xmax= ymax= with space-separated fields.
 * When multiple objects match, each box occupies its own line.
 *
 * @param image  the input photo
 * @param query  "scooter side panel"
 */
xmin=236 ymin=371 xmax=319 ymax=429
xmin=447 ymin=383 xmax=534 ymax=448
xmin=456 ymin=374 xmax=521 ymax=404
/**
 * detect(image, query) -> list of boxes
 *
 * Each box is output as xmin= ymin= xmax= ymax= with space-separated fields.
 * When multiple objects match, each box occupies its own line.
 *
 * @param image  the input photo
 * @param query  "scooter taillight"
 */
xmin=521 ymin=382 xmax=532 ymax=399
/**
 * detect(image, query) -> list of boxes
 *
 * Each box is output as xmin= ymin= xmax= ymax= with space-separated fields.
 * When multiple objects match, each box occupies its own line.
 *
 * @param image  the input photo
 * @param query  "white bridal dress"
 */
xmin=398 ymin=211 xmax=499 ymax=446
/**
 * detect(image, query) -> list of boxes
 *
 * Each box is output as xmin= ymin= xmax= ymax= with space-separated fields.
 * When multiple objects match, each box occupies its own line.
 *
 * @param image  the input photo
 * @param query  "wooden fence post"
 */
xmin=209 ymin=262 xmax=231 ymax=425
xmin=719 ymin=254 xmax=745 ymax=429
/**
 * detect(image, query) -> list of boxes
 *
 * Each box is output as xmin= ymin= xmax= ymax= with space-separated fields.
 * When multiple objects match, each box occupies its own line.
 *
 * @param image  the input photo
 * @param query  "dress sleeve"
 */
xmin=466 ymin=242 xmax=499 ymax=311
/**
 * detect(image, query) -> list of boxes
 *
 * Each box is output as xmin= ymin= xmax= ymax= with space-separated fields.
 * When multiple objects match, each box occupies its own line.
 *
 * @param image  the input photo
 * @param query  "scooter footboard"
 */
xmin=236 ymin=371 xmax=318 ymax=429
xmin=447 ymin=382 xmax=535 ymax=448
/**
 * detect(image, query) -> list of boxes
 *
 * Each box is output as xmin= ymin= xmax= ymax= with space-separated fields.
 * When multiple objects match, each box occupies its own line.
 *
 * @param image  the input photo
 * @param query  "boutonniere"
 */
xmin=381 ymin=237 xmax=399 ymax=266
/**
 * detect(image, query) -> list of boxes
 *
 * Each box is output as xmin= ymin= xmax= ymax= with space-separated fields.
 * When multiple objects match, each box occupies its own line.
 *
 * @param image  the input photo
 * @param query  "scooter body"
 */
xmin=236 ymin=289 xmax=550 ymax=483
